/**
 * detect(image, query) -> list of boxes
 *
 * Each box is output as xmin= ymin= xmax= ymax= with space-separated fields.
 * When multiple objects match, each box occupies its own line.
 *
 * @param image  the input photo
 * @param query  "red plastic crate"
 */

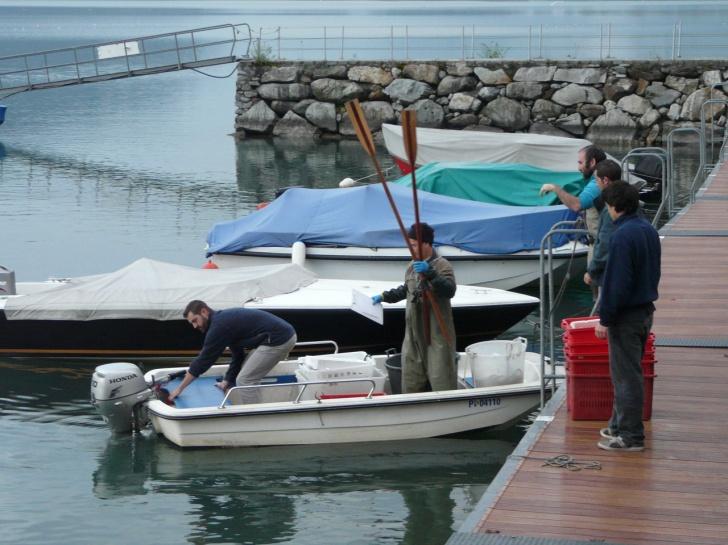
xmin=567 ymin=373 xmax=655 ymax=420
xmin=564 ymin=344 xmax=656 ymax=361
xmin=563 ymin=331 xmax=655 ymax=349
xmin=565 ymin=357 xmax=655 ymax=377
xmin=561 ymin=317 xmax=656 ymax=348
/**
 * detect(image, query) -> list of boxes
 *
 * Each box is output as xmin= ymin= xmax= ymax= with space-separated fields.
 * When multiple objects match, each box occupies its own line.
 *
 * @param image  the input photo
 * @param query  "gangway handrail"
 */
xmin=538 ymin=220 xmax=589 ymax=408
xmin=620 ymin=149 xmax=670 ymax=225
xmin=700 ymin=98 xmax=728 ymax=170
xmin=666 ymin=127 xmax=706 ymax=205
xmin=0 ymin=23 xmax=252 ymax=96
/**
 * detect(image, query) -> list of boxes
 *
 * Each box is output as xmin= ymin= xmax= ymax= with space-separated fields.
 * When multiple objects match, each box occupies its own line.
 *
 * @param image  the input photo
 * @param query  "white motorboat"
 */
xmin=206 ymin=183 xmax=587 ymax=290
xmin=91 ymin=343 xmax=550 ymax=448
xmin=0 ymin=259 xmax=539 ymax=357
xmin=381 ymin=123 xmax=597 ymax=174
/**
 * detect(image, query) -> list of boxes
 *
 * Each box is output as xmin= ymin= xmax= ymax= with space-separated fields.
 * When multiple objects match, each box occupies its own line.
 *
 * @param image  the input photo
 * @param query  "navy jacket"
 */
xmin=188 ymin=308 xmax=295 ymax=383
xmin=599 ymin=213 xmax=661 ymax=326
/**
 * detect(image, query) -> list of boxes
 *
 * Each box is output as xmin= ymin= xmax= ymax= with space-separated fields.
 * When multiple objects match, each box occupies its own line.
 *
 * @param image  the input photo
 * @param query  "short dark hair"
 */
xmin=184 ymin=300 xmax=211 ymax=318
xmin=407 ymin=222 xmax=434 ymax=245
xmin=602 ymin=180 xmax=639 ymax=215
xmin=580 ymin=145 xmax=607 ymax=166
xmin=595 ymin=159 xmax=622 ymax=182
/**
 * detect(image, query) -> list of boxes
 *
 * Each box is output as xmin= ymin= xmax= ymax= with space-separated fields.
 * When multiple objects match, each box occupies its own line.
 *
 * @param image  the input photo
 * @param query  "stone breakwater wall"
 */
xmin=235 ymin=60 xmax=728 ymax=144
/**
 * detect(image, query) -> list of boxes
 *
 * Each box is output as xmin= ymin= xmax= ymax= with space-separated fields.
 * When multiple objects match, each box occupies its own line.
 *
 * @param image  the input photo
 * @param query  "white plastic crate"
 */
xmin=301 ymin=351 xmax=369 ymax=370
xmin=295 ymin=366 xmax=386 ymax=401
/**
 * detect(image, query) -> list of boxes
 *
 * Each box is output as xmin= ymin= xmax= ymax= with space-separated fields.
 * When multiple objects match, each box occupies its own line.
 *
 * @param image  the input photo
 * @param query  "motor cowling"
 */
xmin=91 ymin=362 xmax=154 ymax=433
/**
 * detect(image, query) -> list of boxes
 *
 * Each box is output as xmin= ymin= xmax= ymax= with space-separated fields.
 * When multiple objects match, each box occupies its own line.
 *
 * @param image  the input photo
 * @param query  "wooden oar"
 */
xmin=401 ymin=110 xmax=431 ymax=344
xmin=345 ymin=99 xmax=411 ymax=252
xmin=345 ymin=100 xmax=452 ymax=348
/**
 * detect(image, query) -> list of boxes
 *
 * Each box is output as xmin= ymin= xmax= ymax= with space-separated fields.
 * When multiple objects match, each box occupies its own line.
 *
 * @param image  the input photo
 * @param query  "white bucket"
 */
xmin=465 ymin=337 xmax=527 ymax=387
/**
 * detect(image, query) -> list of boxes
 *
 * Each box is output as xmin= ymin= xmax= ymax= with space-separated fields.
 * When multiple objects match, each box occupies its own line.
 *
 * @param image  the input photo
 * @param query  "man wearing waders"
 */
xmin=372 ymin=223 xmax=457 ymax=393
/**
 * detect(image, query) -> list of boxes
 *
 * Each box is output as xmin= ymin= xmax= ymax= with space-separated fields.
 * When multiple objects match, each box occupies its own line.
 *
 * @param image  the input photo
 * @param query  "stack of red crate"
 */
xmin=562 ymin=316 xmax=656 ymax=421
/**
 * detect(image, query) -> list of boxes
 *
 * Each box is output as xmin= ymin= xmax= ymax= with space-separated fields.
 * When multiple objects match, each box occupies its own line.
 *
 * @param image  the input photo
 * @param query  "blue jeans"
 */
xmin=607 ymin=307 xmax=653 ymax=446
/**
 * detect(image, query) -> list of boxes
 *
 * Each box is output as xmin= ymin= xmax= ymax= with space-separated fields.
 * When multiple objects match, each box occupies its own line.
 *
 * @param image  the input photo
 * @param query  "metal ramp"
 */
xmin=0 ymin=24 xmax=252 ymax=97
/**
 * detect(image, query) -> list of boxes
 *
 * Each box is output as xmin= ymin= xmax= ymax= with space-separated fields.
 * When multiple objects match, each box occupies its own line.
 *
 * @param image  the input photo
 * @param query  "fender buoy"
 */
xmin=256 ymin=202 xmax=269 ymax=210
xmin=202 ymin=260 xmax=218 ymax=269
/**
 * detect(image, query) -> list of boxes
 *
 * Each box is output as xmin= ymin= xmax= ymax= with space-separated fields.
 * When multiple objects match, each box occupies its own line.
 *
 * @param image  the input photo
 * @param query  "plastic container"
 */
xmin=567 ymin=372 xmax=655 ymax=420
xmin=565 ymin=356 xmax=656 ymax=377
xmin=301 ymin=351 xmax=369 ymax=370
xmin=295 ymin=366 xmax=386 ymax=401
xmin=561 ymin=317 xmax=656 ymax=348
xmin=384 ymin=351 xmax=402 ymax=395
xmin=564 ymin=344 xmax=656 ymax=362
xmin=465 ymin=337 xmax=527 ymax=387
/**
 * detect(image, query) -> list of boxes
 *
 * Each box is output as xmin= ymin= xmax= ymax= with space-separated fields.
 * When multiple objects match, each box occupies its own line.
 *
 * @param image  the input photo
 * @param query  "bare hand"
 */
xmin=168 ymin=388 xmax=181 ymax=402
xmin=540 ymin=183 xmax=555 ymax=196
xmin=583 ymin=272 xmax=592 ymax=286
xmin=215 ymin=380 xmax=230 ymax=392
xmin=595 ymin=324 xmax=608 ymax=339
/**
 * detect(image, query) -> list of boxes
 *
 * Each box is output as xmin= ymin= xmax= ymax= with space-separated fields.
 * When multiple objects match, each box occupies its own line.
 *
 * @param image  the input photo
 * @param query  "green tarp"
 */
xmin=393 ymin=162 xmax=588 ymax=206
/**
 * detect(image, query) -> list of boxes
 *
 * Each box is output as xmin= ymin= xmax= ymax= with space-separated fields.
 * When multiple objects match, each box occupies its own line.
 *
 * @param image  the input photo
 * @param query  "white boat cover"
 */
xmin=4 ymin=259 xmax=317 ymax=321
xmin=381 ymin=124 xmax=594 ymax=172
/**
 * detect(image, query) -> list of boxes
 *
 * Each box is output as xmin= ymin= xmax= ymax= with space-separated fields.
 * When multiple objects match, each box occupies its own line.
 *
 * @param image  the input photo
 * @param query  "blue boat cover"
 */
xmin=207 ymin=183 xmax=578 ymax=256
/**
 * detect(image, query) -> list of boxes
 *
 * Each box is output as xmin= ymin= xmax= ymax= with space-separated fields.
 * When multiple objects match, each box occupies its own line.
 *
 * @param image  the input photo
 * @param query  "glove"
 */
xmin=539 ymin=183 xmax=555 ymax=196
xmin=371 ymin=294 xmax=382 ymax=305
xmin=412 ymin=260 xmax=430 ymax=274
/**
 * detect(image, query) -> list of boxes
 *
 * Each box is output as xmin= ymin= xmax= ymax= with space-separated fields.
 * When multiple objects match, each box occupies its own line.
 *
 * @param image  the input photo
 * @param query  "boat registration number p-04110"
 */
xmin=469 ymin=397 xmax=502 ymax=409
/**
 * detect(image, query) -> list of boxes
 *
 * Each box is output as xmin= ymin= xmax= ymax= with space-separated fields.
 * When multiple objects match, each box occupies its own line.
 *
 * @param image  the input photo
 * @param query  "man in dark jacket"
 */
xmin=169 ymin=301 xmax=297 ymax=404
xmin=583 ymin=159 xmax=622 ymax=293
xmin=372 ymin=223 xmax=457 ymax=393
xmin=595 ymin=181 xmax=661 ymax=452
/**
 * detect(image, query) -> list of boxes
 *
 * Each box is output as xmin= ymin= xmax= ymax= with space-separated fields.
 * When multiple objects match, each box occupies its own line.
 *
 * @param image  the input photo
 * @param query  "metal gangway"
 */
xmin=0 ymin=24 xmax=252 ymax=97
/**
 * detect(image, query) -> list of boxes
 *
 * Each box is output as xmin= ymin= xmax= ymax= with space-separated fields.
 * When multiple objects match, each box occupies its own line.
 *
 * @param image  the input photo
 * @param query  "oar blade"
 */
xmin=345 ymin=99 xmax=376 ymax=158
xmin=401 ymin=110 xmax=418 ymax=169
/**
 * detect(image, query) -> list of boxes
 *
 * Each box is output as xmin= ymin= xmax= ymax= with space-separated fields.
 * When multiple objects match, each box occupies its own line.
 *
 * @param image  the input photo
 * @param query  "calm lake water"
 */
xmin=0 ymin=2 xmax=706 ymax=544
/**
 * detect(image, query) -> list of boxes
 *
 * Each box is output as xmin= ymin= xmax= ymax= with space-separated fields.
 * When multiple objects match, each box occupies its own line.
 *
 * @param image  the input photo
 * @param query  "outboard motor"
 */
xmin=91 ymin=362 xmax=155 ymax=433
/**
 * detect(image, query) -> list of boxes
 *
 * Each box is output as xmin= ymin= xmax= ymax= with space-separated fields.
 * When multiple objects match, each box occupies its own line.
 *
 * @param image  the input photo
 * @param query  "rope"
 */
xmin=539 ymin=454 xmax=602 ymax=471
xmin=511 ymin=452 xmax=602 ymax=471
xmin=190 ymin=65 xmax=239 ymax=79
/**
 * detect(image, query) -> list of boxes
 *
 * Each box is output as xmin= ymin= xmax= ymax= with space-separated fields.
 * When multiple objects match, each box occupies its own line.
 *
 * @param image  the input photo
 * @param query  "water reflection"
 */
xmin=0 ymin=359 xmax=101 ymax=427
xmin=93 ymin=433 xmax=516 ymax=544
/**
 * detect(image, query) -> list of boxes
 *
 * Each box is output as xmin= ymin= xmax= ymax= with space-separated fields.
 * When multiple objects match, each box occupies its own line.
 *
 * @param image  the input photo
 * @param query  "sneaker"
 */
xmin=599 ymin=427 xmax=617 ymax=439
xmin=597 ymin=436 xmax=644 ymax=452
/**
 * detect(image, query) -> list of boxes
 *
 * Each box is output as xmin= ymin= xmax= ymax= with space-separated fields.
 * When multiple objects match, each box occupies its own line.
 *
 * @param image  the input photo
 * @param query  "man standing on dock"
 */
xmin=168 ymin=301 xmax=297 ymax=405
xmin=595 ymin=181 xmax=661 ymax=452
xmin=539 ymin=145 xmax=607 ymax=237
xmin=372 ymin=223 xmax=457 ymax=394
xmin=583 ymin=159 xmax=623 ymax=298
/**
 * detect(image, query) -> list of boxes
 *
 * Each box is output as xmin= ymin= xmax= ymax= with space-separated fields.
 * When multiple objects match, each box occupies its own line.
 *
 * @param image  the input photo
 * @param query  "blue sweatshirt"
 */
xmin=599 ymin=213 xmax=661 ymax=326
xmin=188 ymin=308 xmax=295 ymax=383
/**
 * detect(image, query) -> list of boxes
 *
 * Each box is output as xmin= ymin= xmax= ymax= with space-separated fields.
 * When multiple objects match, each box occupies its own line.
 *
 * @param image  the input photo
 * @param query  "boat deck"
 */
xmin=448 ymin=159 xmax=728 ymax=545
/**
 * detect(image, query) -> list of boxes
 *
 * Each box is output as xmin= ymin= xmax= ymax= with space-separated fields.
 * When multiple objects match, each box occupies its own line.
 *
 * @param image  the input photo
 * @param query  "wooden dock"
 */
xmin=448 ymin=161 xmax=728 ymax=545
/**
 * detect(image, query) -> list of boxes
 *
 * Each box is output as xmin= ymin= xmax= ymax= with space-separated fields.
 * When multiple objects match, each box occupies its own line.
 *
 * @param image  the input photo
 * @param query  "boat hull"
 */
xmin=148 ymin=387 xmax=540 ymax=447
xmin=0 ymin=302 xmax=536 ymax=358
xmin=212 ymin=246 xmax=586 ymax=291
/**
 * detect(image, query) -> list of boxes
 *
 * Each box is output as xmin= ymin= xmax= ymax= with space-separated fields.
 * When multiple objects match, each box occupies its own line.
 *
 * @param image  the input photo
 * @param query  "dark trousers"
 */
xmin=607 ymin=307 xmax=654 ymax=446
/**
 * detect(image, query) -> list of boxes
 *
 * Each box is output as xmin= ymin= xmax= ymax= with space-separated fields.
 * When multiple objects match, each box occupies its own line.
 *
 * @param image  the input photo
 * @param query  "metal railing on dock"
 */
xmin=0 ymin=24 xmax=252 ymax=96
xmin=253 ymin=22 xmax=728 ymax=61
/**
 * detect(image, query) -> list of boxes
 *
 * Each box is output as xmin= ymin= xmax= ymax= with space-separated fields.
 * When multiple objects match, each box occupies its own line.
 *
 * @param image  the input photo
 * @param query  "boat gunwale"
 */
xmin=146 ymin=383 xmax=542 ymax=421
